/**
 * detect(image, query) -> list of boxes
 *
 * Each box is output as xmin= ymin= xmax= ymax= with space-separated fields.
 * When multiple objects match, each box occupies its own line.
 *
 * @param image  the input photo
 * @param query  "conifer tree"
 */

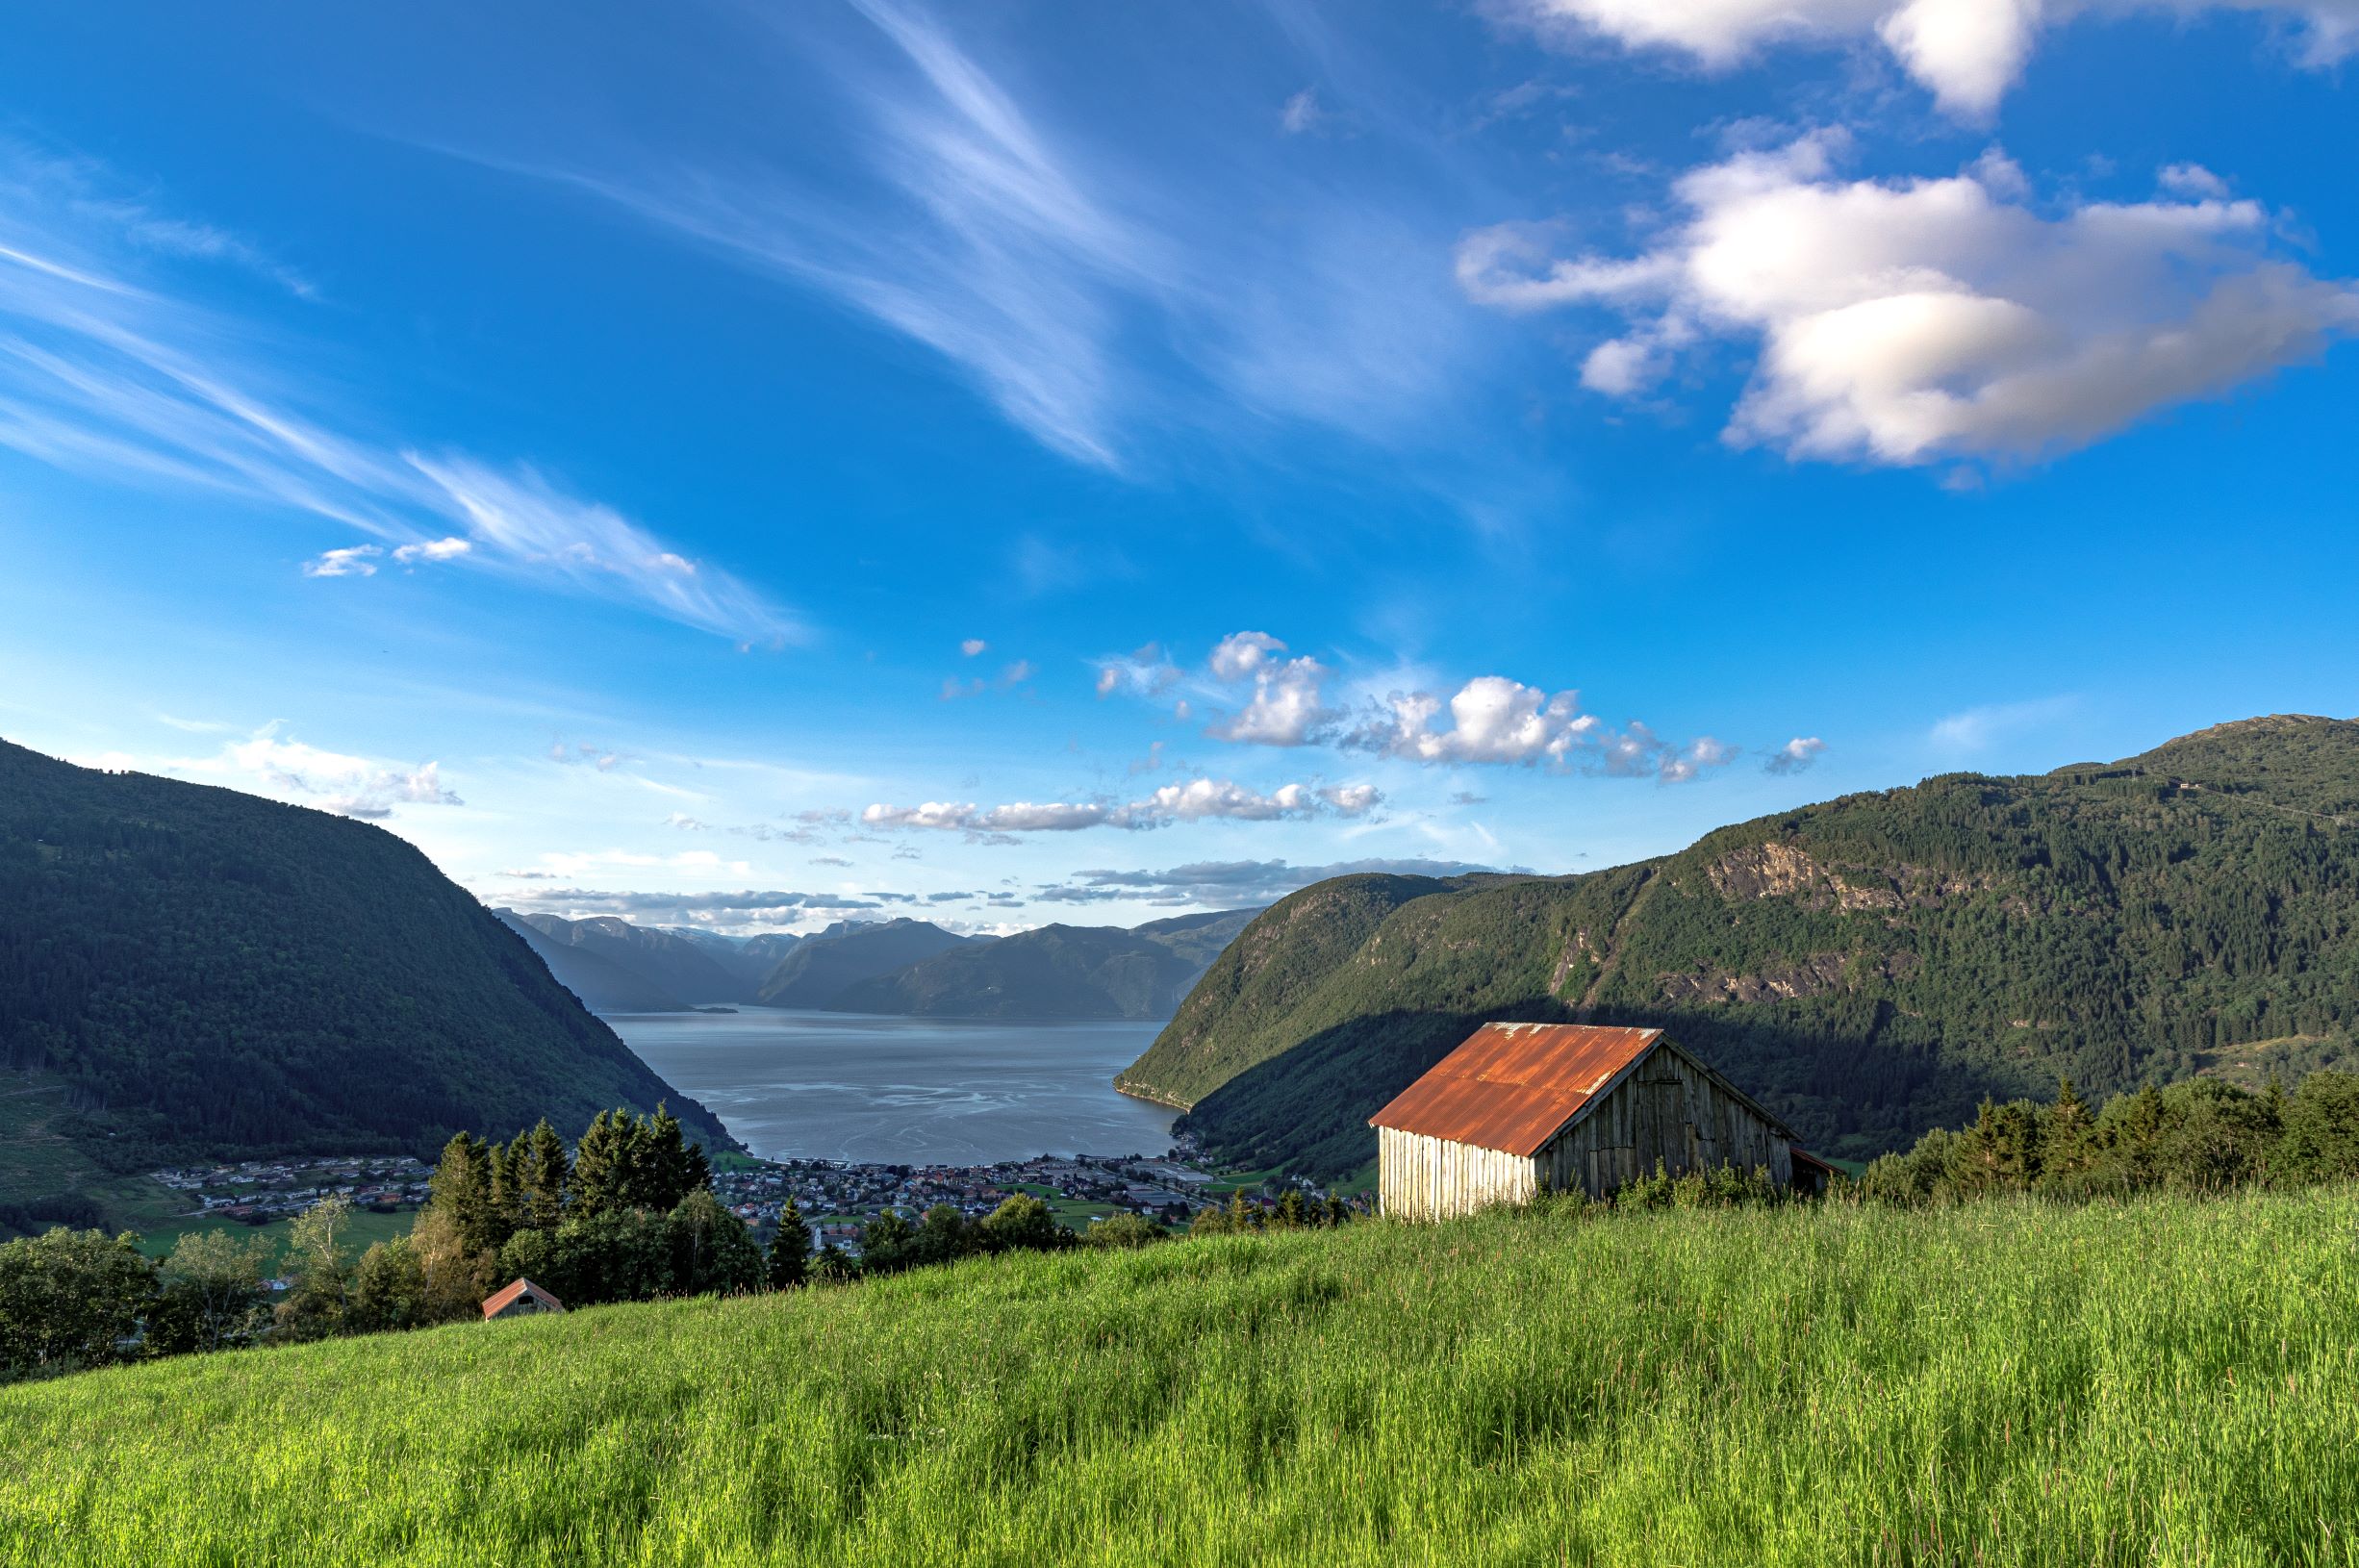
xmin=429 ymin=1132 xmax=502 ymax=1255
xmin=569 ymin=1108 xmax=629 ymax=1218
xmin=768 ymin=1200 xmax=811 ymax=1289
xmin=518 ymin=1119 xmax=570 ymax=1230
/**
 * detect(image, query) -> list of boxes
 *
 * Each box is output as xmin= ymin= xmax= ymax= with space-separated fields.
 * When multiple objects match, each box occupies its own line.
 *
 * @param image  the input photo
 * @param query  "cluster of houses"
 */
xmin=150 ymin=1155 xmax=430 ymax=1225
xmin=708 ymin=1151 xmax=1224 ymax=1253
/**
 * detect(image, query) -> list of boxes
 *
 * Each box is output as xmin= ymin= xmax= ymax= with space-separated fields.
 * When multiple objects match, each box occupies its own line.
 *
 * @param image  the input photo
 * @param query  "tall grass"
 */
xmin=4 ymin=1191 xmax=2356 ymax=1566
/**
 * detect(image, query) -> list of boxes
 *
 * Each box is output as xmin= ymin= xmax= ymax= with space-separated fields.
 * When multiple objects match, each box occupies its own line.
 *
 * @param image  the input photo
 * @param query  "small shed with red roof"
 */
xmin=481 ymin=1277 xmax=566 ymax=1321
xmin=1368 ymin=1023 xmax=1803 ymax=1219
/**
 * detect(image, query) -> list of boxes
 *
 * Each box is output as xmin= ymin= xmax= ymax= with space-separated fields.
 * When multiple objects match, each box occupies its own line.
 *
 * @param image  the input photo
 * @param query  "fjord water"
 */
xmin=606 ymin=1007 xmax=1175 ymax=1164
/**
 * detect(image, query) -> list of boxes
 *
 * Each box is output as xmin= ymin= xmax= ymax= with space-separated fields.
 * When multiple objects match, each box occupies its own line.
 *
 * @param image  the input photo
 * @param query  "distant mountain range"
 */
xmin=1118 ymin=716 xmax=2359 ymax=1177
xmin=499 ymin=907 xmax=1261 ymax=1023
xmin=830 ymin=910 xmax=1259 ymax=1021
xmin=0 ymin=738 xmax=735 ymax=1189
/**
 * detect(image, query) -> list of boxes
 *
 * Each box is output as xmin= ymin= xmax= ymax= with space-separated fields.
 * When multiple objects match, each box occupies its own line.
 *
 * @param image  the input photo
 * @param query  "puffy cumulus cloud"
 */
xmin=1659 ymin=735 xmax=1739 ymax=784
xmin=1496 ymin=0 xmax=2359 ymax=116
xmin=1204 ymin=633 xmax=1334 ymax=746
xmin=1349 ymin=676 xmax=1597 ymax=765
xmin=1592 ymin=721 xmax=1741 ymax=783
xmin=392 ymin=536 xmax=472 ymax=565
xmin=1765 ymin=736 xmax=1829 ymax=774
xmin=861 ymin=776 xmax=1382 ymax=836
xmin=175 ymin=727 xmax=463 ymax=820
xmin=960 ymin=638 xmax=989 ymax=657
xmin=1459 ymin=138 xmax=2359 ymax=468
xmin=302 ymin=545 xmax=381 ymax=578
xmin=1037 ymin=855 xmax=1513 ymax=907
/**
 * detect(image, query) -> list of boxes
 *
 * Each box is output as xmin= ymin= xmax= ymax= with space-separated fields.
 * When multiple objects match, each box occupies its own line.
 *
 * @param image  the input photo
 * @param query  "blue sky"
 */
xmin=2 ymin=0 xmax=2353 ymax=932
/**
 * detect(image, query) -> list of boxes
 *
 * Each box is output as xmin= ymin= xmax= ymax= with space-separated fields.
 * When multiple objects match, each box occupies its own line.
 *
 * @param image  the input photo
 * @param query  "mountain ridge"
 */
xmin=0 ymin=739 xmax=735 ymax=1180
xmin=1119 ymin=716 xmax=2359 ymax=1176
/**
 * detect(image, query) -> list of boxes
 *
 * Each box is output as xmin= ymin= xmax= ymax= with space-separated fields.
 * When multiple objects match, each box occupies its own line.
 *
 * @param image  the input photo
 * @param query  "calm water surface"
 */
xmin=607 ymin=1007 xmax=1175 ymax=1164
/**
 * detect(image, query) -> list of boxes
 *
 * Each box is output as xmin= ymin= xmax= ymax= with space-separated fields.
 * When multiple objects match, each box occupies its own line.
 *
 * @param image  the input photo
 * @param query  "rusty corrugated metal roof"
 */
xmin=1366 ymin=1023 xmax=1663 ymax=1157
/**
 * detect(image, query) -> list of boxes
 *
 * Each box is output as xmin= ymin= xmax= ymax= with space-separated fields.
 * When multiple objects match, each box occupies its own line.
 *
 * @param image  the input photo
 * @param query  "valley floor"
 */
xmin=3 ymin=1191 xmax=2355 ymax=1566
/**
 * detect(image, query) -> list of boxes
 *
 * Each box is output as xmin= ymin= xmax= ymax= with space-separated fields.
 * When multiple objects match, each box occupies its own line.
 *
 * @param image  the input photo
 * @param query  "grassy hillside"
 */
xmin=3 ymin=1191 xmax=2353 ymax=1564
xmin=0 ymin=740 xmax=733 ymax=1191
xmin=1123 ymin=717 xmax=2359 ymax=1174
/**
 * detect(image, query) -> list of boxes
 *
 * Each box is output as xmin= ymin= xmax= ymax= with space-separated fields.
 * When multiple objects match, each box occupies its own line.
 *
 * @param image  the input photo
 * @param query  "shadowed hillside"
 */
xmin=0 ymin=740 xmax=734 ymax=1182
xmin=1120 ymin=717 xmax=2359 ymax=1175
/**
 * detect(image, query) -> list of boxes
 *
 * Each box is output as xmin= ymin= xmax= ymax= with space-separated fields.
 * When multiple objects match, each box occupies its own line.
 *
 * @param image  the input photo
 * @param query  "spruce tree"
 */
xmin=768 ymin=1200 xmax=811 ymax=1289
xmin=519 ymin=1119 xmax=570 ymax=1230
xmin=570 ymin=1109 xmax=628 ymax=1218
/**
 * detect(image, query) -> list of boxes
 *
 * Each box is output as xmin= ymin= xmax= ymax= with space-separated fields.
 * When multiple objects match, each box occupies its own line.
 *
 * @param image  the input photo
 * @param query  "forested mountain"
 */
xmin=755 ymin=919 xmax=977 ymax=1008
xmin=0 ymin=740 xmax=734 ymax=1169
xmin=506 ymin=913 xmax=751 ymax=1003
xmin=1118 ymin=717 xmax=2359 ymax=1176
xmin=828 ymin=910 xmax=1258 ymax=1020
xmin=493 ymin=912 xmax=691 ymax=1014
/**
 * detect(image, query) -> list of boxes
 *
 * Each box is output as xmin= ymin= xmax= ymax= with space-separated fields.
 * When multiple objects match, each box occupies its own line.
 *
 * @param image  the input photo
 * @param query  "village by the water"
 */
xmin=151 ymin=1139 xmax=1351 ymax=1263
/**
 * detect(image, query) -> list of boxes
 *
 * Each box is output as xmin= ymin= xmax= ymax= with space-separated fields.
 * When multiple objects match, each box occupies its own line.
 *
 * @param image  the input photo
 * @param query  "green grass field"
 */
xmin=129 ymin=1206 xmax=418 ymax=1274
xmin=4 ymin=1190 xmax=2356 ymax=1565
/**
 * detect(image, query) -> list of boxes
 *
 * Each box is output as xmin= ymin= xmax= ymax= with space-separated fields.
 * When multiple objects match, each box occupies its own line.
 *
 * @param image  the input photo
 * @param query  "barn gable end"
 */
xmin=1368 ymin=1023 xmax=1800 ymax=1219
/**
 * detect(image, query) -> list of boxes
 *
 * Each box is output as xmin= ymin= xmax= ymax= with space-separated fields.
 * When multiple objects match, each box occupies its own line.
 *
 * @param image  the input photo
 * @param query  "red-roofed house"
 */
xmin=481 ymin=1277 xmax=566 ymax=1321
xmin=1367 ymin=1024 xmax=1804 ymax=1219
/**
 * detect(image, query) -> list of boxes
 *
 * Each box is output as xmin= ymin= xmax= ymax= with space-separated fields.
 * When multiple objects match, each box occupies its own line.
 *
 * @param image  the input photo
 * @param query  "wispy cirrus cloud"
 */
xmin=473 ymin=0 xmax=1172 ymax=468
xmin=447 ymin=2 xmax=1486 ymax=474
xmin=0 ymin=139 xmax=796 ymax=644
xmin=163 ymin=724 xmax=461 ymax=820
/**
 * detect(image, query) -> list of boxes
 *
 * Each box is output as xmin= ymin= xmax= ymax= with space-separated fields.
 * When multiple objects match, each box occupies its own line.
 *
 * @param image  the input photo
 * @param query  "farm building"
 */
xmin=481 ymin=1277 xmax=566 ymax=1321
xmin=1368 ymin=1023 xmax=1814 ymax=1220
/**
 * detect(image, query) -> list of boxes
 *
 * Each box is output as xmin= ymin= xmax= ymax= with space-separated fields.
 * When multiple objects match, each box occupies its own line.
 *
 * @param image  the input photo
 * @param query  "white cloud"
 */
xmin=960 ymin=637 xmax=989 ymax=657
xmin=0 ymin=141 xmax=794 ymax=644
xmin=1204 ymin=633 xmax=1333 ymax=746
xmin=406 ymin=456 xmax=795 ymax=645
xmin=1929 ymin=695 xmax=2078 ymax=754
xmin=1497 ymin=0 xmax=2359 ymax=115
xmin=861 ymin=775 xmax=1382 ymax=834
xmin=1349 ymin=675 xmax=1598 ymax=765
xmin=168 ymin=726 xmax=463 ymax=820
xmin=1281 ymin=89 xmax=1327 ymax=136
xmin=1094 ymin=643 xmax=1181 ymax=700
xmin=1459 ymin=137 xmax=2359 ymax=468
xmin=1764 ymin=736 xmax=1828 ymax=774
xmin=1659 ymin=735 xmax=1738 ymax=783
xmin=1039 ymin=855 xmax=1505 ymax=906
xmin=392 ymin=536 xmax=472 ymax=565
xmin=302 ymin=545 xmax=381 ymax=578
xmin=1207 ymin=631 xmax=1287 ymax=681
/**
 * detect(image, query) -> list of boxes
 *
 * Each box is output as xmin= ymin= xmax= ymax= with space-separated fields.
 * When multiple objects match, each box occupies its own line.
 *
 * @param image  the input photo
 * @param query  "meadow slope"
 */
xmin=5 ymin=1192 xmax=2357 ymax=1566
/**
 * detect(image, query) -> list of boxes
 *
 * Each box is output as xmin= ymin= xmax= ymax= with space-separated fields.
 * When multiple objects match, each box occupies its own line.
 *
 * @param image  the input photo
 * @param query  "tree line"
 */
xmin=0 ymin=1103 xmax=1226 ymax=1383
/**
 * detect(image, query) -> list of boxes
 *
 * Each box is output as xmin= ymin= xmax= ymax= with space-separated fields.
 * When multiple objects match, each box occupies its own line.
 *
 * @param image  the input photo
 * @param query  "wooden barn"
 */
xmin=1368 ymin=1024 xmax=1810 ymax=1220
xmin=481 ymin=1277 xmax=566 ymax=1321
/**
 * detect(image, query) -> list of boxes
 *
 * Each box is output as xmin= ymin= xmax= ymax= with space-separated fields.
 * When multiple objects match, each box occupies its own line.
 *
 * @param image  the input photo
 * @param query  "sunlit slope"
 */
xmin=4 ymin=1192 xmax=2355 ymax=1566
xmin=1120 ymin=717 xmax=2359 ymax=1175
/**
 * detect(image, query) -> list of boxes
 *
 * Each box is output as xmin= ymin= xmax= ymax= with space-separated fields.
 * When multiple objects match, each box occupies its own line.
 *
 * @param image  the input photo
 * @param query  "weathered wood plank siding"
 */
xmin=1536 ymin=1045 xmax=1793 ymax=1197
xmin=1378 ymin=1038 xmax=1798 ymax=1216
xmin=1377 ymin=1126 xmax=1537 ymax=1220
